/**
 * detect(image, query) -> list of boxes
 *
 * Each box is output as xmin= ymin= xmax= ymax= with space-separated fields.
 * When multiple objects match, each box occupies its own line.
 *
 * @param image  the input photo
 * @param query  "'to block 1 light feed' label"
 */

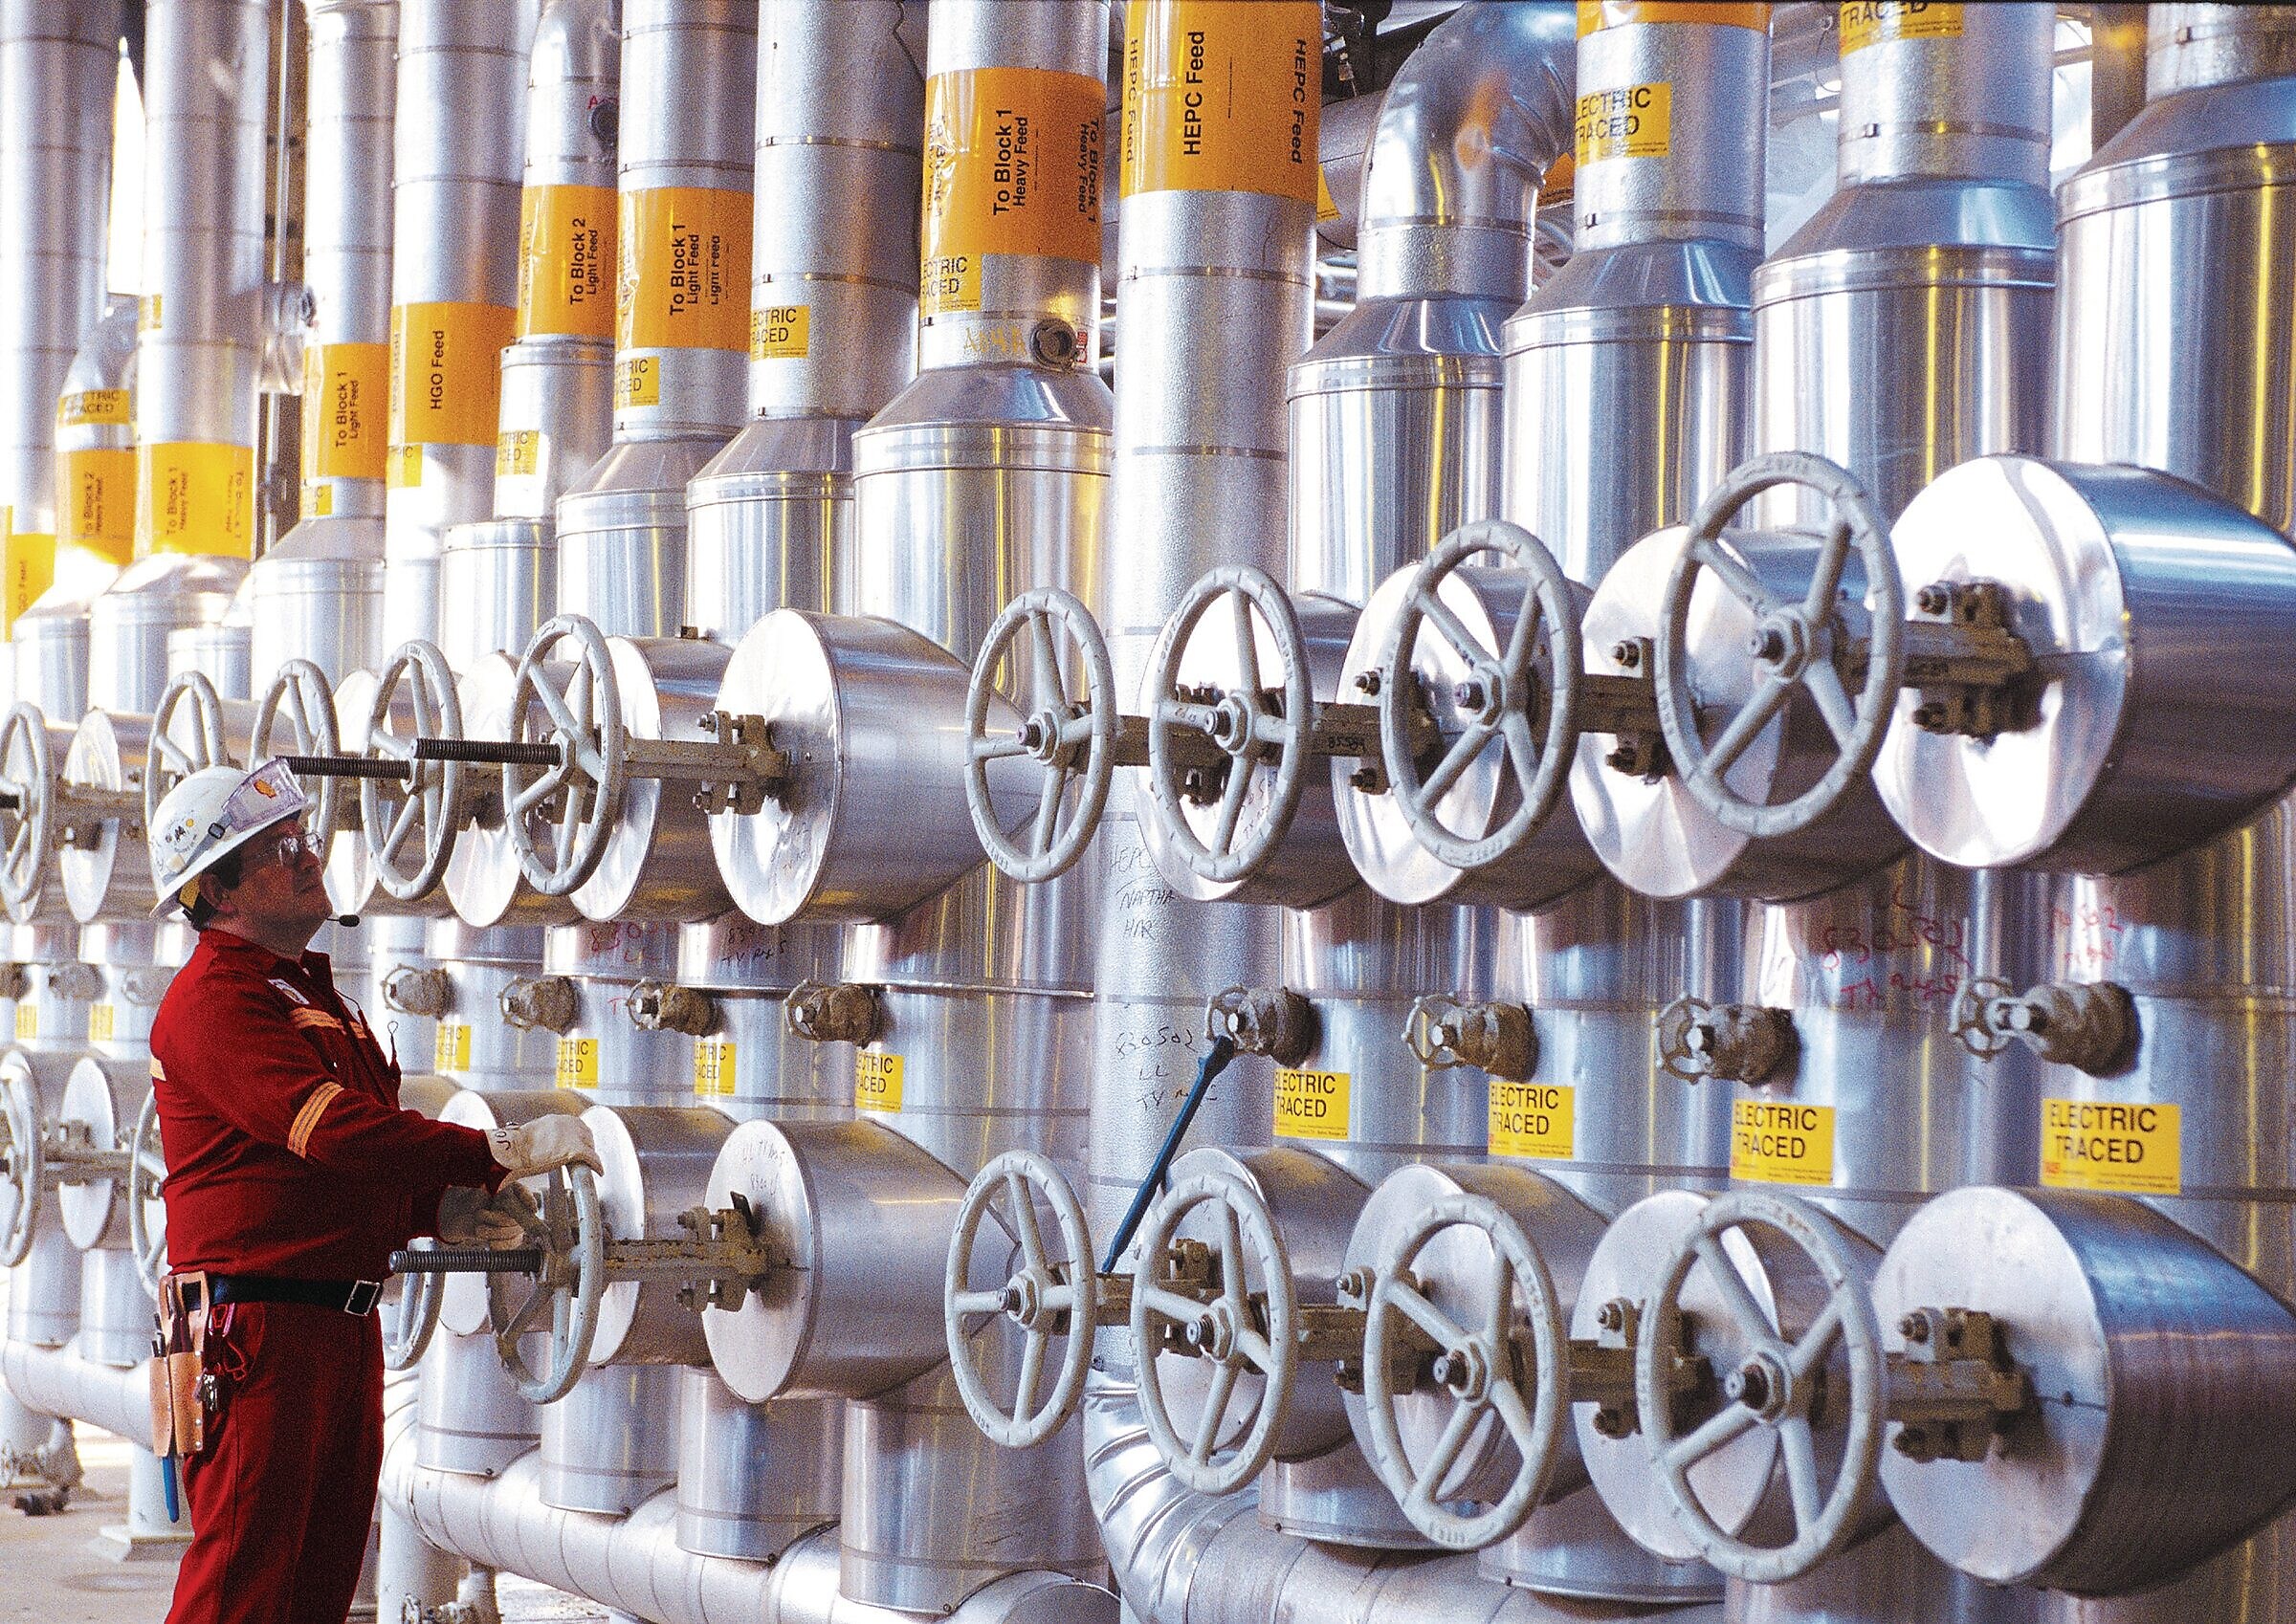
xmin=434 ymin=1022 xmax=471 ymax=1072
xmin=616 ymin=187 xmax=752 ymax=354
xmin=856 ymin=1050 xmax=905 ymax=1112
xmin=1120 ymin=2 xmax=1321 ymax=202
xmin=920 ymin=66 xmax=1104 ymax=317
xmin=302 ymin=342 xmax=389 ymax=484
xmin=1731 ymin=1100 xmax=1835 ymax=1186
xmin=1576 ymin=81 xmax=1671 ymax=165
xmin=1274 ymin=1067 xmax=1350 ymax=1141
xmin=2041 ymin=1099 xmax=2180 ymax=1196
xmin=1839 ymin=2 xmax=1961 ymax=54
xmin=694 ymin=1039 xmax=737 ymax=1099
xmin=1490 ymin=1082 xmax=1575 ymax=1161
xmin=556 ymin=1036 xmax=599 ymax=1089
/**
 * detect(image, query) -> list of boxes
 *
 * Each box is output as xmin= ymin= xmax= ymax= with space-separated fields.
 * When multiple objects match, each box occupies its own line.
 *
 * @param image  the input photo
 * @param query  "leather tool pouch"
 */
xmin=149 ymin=1273 xmax=210 ymax=1459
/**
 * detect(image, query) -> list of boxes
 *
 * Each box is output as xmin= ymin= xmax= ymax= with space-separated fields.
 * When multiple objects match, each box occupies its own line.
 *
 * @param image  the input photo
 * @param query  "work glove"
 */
xmin=485 ymin=1115 xmax=603 ymax=1180
xmin=434 ymin=1182 xmax=541 ymax=1248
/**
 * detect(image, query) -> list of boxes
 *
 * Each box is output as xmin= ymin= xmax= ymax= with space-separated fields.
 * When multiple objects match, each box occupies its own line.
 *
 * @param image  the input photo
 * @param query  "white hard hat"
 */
xmin=147 ymin=757 xmax=310 ymax=915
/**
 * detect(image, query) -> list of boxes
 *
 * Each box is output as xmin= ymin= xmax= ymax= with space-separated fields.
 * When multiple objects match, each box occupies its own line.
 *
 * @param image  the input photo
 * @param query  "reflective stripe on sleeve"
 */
xmin=286 ymin=1082 xmax=343 ymax=1158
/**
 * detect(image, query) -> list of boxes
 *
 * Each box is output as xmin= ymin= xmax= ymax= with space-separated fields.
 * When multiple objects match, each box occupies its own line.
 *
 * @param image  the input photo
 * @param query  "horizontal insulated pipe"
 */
xmin=0 ymin=1336 xmax=151 ymax=1443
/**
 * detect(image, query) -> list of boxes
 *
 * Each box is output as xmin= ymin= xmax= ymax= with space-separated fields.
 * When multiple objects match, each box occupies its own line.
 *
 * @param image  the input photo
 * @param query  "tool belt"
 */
xmin=149 ymin=1271 xmax=210 ymax=1460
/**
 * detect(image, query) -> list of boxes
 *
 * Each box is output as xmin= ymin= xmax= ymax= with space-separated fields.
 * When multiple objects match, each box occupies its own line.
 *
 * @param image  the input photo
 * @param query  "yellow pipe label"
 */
xmin=855 ymin=1049 xmax=905 ymax=1112
xmin=59 ymin=447 xmax=136 ymax=564
xmin=138 ymin=442 xmax=255 ymax=558
xmin=388 ymin=301 xmax=517 ymax=450
xmin=2 ymin=525 xmax=55 ymax=636
xmin=434 ymin=1022 xmax=472 ymax=1071
xmin=303 ymin=341 xmax=390 ymax=485
xmin=13 ymin=1004 xmax=33 ymax=1041
xmin=556 ymin=1036 xmax=600 ymax=1089
xmin=58 ymin=388 xmax=131 ymax=428
xmin=1120 ymin=2 xmax=1321 ymax=202
xmin=1315 ymin=166 xmax=1339 ymax=223
xmin=1730 ymin=1099 xmax=1834 ymax=1186
xmin=496 ymin=428 xmax=540 ymax=478
xmin=2040 ymin=1099 xmax=2180 ymax=1196
xmin=921 ymin=66 xmax=1106 ymax=316
xmin=749 ymin=303 xmax=810 ymax=361
xmin=89 ymin=1003 xmax=116 ymax=1043
xmin=1490 ymin=1081 xmax=1576 ymax=1160
xmin=1840 ymin=2 xmax=1960 ymax=54
xmin=694 ymin=1038 xmax=737 ymax=1098
xmin=613 ymin=355 xmax=660 ymax=409
xmin=1578 ymin=3 xmax=1770 ymax=35
xmin=519 ymin=183 xmax=618 ymax=340
xmin=1274 ymin=1066 xmax=1350 ymax=1141
xmin=617 ymin=186 xmax=753 ymax=354
xmin=1577 ymin=81 xmax=1671 ymax=164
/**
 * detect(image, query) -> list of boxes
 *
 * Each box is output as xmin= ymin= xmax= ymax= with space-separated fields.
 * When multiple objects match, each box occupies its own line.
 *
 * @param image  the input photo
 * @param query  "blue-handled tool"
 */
xmin=161 ymin=1449 xmax=180 ymax=1522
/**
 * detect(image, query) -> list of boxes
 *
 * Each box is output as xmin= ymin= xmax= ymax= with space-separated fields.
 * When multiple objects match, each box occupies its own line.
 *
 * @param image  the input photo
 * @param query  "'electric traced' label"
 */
xmin=617 ymin=186 xmax=752 ymax=354
xmin=13 ymin=1005 xmax=33 ymax=1041
xmin=496 ymin=428 xmax=540 ymax=478
xmin=855 ymin=1050 xmax=905 ymax=1112
xmin=557 ymin=1036 xmax=599 ymax=1089
xmin=388 ymin=301 xmax=517 ymax=449
xmin=60 ymin=448 xmax=135 ymax=563
xmin=139 ymin=442 xmax=255 ymax=558
xmin=1839 ymin=2 xmax=1961 ymax=54
xmin=303 ymin=342 xmax=389 ymax=484
xmin=58 ymin=389 xmax=131 ymax=428
xmin=1490 ymin=1082 xmax=1576 ymax=1161
xmin=435 ymin=1023 xmax=472 ymax=1072
xmin=1576 ymin=81 xmax=1672 ymax=164
xmin=614 ymin=355 xmax=660 ymax=409
xmin=695 ymin=1039 xmax=738 ymax=1098
xmin=920 ymin=66 xmax=1105 ymax=317
xmin=1274 ymin=1067 xmax=1350 ymax=1140
xmin=1121 ymin=3 xmax=1321 ymax=202
xmin=519 ymin=183 xmax=617 ymax=339
xmin=1731 ymin=1100 xmax=1835 ymax=1186
xmin=2040 ymin=1099 xmax=2180 ymax=1196
xmin=89 ymin=1004 xmax=116 ymax=1044
xmin=749 ymin=304 xmax=810 ymax=361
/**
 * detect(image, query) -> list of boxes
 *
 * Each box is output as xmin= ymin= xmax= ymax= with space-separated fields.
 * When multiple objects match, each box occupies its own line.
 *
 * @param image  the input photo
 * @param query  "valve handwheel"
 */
xmin=485 ymin=1160 xmax=606 ymax=1405
xmin=1653 ymin=451 xmax=1904 ymax=839
xmin=504 ymin=615 xmax=626 ymax=897
xmin=143 ymin=671 xmax=232 ymax=831
xmin=965 ymin=590 xmax=1117 ymax=885
xmin=0 ymin=1061 xmax=41 ymax=1267
xmin=1380 ymin=521 xmax=1583 ymax=870
xmin=1128 ymin=1168 xmax=1298 ymax=1495
xmin=1143 ymin=567 xmax=1314 ymax=886
xmin=253 ymin=660 xmax=347 ymax=847
xmin=127 ymin=1089 xmax=168 ymax=1299
xmin=362 ymin=640 xmax=468 ymax=901
xmin=944 ymin=1150 xmax=1099 ymax=1448
xmin=384 ymin=1242 xmax=443 ymax=1372
xmin=1359 ymin=1193 xmax=1566 ymax=1550
xmin=0 ymin=704 xmax=55 ymax=918
xmin=1633 ymin=1189 xmax=1885 ymax=1585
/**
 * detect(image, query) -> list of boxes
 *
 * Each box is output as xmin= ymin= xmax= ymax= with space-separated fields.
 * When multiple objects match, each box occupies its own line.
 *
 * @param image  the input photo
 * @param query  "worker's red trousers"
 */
xmin=166 ymin=1301 xmax=384 ymax=1624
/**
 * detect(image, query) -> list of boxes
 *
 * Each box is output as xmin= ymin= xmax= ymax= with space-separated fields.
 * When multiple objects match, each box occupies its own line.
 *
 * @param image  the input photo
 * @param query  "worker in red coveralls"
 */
xmin=144 ymin=758 xmax=600 ymax=1624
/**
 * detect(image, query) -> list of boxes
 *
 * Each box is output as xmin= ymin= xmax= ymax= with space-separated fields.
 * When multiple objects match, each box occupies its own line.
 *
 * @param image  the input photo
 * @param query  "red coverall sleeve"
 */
xmin=163 ymin=977 xmax=503 ymax=1192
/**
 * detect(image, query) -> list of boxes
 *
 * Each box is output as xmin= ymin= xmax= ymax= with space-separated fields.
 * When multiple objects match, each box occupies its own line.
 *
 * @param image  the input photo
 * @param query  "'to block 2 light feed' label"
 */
xmin=2040 ymin=1099 xmax=2180 ymax=1196
xmin=1274 ymin=1067 xmax=1349 ymax=1141
xmin=855 ymin=1050 xmax=905 ymax=1113
xmin=1490 ymin=1082 xmax=1575 ymax=1160
xmin=1731 ymin=1100 xmax=1835 ymax=1186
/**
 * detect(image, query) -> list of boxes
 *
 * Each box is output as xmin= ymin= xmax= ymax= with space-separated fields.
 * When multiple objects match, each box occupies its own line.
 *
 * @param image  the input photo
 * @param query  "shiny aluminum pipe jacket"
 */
xmin=0 ymin=1336 xmax=151 ymax=1444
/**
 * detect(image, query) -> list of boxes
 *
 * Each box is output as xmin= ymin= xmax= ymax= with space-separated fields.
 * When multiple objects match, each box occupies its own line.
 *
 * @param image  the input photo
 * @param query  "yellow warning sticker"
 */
xmin=1121 ymin=3 xmax=1321 ymax=202
xmin=1315 ymin=165 xmax=1339 ymax=223
xmin=138 ymin=442 xmax=255 ymax=558
xmin=1578 ymin=3 xmax=1771 ymax=34
xmin=138 ymin=294 xmax=162 ymax=333
xmin=1839 ymin=2 xmax=1962 ymax=54
xmin=388 ymin=300 xmax=517 ymax=448
xmin=617 ymin=186 xmax=753 ymax=354
xmin=921 ymin=66 xmax=1105 ymax=317
xmin=88 ymin=1004 xmax=115 ymax=1043
xmin=613 ymin=355 xmax=660 ymax=409
xmin=58 ymin=388 xmax=131 ymax=428
xmin=1274 ymin=1067 xmax=1350 ymax=1141
xmin=855 ymin=1050 xmax=904 ymax=1112
xmin=496 ymin=428 xmax=540 ymax=478
xmin=303 ymin=341 xmax=390 ymax=483
xmin=1731 ymin=1100 xmax=1835 ymax=1187
xmin=695 ymin=1038 xmax=738 ymax=1098
xmin=434 ymin=1022 xmax=472 ymax=1072
xmin=59 ymin=448 xmax=135 ymax=563
xmin=557 ymin=1036 xmax=600 ymax=1089
xmin=2 ymin=528 xmax=53 ymax=636
xmin=748 ymin=304 xmax=809 ymax=361
xmin=12 ymin=1004 xmax=33 ymax=1041
xmin=2040 ymin=1099 xmax=2180 ymax=1196
xmin=1577 ymin=81 xmax=1671 ymax=165
xmin=519 ymin=183 xmax=618 ymax=340
xmin=1490 ymin=1082 xmax=1576 ymax=1161
xmin=386 ymin=444 xmax=423 ymax=489
xmin=303 ymin=482 xmax=333 ymax=517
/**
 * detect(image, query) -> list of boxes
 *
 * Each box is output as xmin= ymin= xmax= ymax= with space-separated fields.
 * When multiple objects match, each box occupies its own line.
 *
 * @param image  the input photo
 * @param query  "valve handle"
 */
xmin=1634 ymin=1189 xmax=1885 ymax=1585
xmin=1379 ymin=520 xmax=1583 ymax=871
xmin=1948 ymin=977 xmax=2017 ymax=1061
xmin=0 ymin=704 xmax=55 ymax=920
xmin=1655 ymin=995 xmax=1716 ymax=1083
xmin=965 ymin=589 xmax=1117 ymax=885
xmin=252 ymin=661 xmax=347 ymax=848
xmin=0 ymin=1061 xmax=42 ymax=1267
xmin=504 ymin=615 xmax=626 ymax=898
xmin=383 ymin=1242 xmax=444 ymax=1372
xmin=1129 ymin=1167 xmax=1298 ymax=1496
xmin=1142 ymin=566 xmax=1315 ymax=886
xmin=362 ymin=640 xmax=469 ymax=902
xmin=127 ymin=1088 xmax=167 ymax=1299
xmin=144 ymin=671 xmax=232 ymax=832
xmin=1358 ymin=1193 xmax=1567 ymax=1550
xmin=485 ymin=1160 xmax=607 ymax=1404
xmin=1652 ymin=451 xmax=1904 ymax=840
xmin=944 ymin=1150 xmax=1100 ymax=1449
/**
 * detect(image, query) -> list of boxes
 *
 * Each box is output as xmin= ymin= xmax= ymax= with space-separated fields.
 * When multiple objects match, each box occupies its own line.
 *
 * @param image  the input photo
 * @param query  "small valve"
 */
xmin=1951 ymin=977 xmax=2134 ymax=1076
xmin=1657 ymin=996 xmax=1797 ymax=1085
xmin=786 ymin=979 xmax=882 ymax=1045
xmin=1203 ymin=984 xmax=1317 ymax=1069
xmin=628 ymin=979 xmax=718 ymax=1037
xmin=498 ymin=974 xmax=580 ymax=1036
xmin=1402 ymin=994 xmax=1537 ymax=1082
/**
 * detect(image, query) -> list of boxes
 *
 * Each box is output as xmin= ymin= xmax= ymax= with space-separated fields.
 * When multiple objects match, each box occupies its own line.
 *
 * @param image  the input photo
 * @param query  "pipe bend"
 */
xmin=1356 ymin=2 xmax=1578 ymax=303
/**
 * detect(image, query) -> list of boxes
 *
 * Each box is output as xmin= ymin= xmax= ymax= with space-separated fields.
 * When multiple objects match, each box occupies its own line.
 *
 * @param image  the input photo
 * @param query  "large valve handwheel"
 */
xmin=1634 ymin=1189 xmax=1885 ymax=1585
xmin=127 ymin=1089 xmax=168 ymax=1299
xmin=944 ymin=1150 xmax=1099 ymax=1448
xmin=383 ymin=1242 xmax=443 ymax=1372
xmin=0 ymin=1062 xmax=41 ymax=1267
xmin=143 ymin=670 xmax=232 ymax=830
xmin=1380 ymin=521 xmax=1583 ymax=871
xmin=363 ymin=640 xmax=468 ymax=901
xmin=504 ymin=615 xmax=626 ymax=897
xmin=965 ymin=590 xmax=1117 ymax=885
xmin=1358 ymin=1193 xmax=1567 ymax=1550
xmin=1653 ymin=452 xmax=1904 ymax=839
xmin=0 ymin=704 xmax=55 ymax=918
xmin=1143 ymin=567 xmax=1315 ymax=886
xmin=253 ymin=660 xmax=346 ymax=845
xmin=485 ymin=1161 xmax=607 ymax=1405
xmin=1128 ymin=1168 xmax=1298 ymax=1495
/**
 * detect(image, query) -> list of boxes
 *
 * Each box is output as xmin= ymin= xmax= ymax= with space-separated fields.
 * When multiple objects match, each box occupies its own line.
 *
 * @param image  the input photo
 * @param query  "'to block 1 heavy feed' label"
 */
xmin=617 ymin=187 xmax=752 ymax=354
xmin=139 ymin=443 xmax=255 ymax=558
xmin=1731 ymin=1099 xmax=1835 ymax=1186
xmin=556 ymin=1036 xmax=599 ymax=1089
xmin=920 ymin=66 xmax=1104 ymax=317
xmin=302 ymin=342 xmax=389 ymax=483
xmin=1274 ymin=1067 xmax=1350 ymax=1141
xmin=2040 ymin=1099 xmax=2180 ymax=1196
xmin=388 ymin=301 xmax=517 ymax=449
xmin=1576 ymin=81 xmax=1671 ymax=165
xmin=1120 ymin=2 xmax=1321 ymax=202
xmin=1490 ymin=1082 xmax=1576 ymax=1161
xmin=694 ymin=1039 xmax=737 ymax=1099
xmin=1839 ymin=2 xmax=1962 ymax=54
xmin=518 ymin=183 xmax=617 ymax=340
xmin=855 ymin=1050 xmax=905 ymax=1112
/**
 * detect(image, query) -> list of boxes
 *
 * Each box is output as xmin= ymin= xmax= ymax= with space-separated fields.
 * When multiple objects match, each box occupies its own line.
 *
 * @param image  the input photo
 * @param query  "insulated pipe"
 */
xmin=0 ymin=1335 xmax=151 ymax=1442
